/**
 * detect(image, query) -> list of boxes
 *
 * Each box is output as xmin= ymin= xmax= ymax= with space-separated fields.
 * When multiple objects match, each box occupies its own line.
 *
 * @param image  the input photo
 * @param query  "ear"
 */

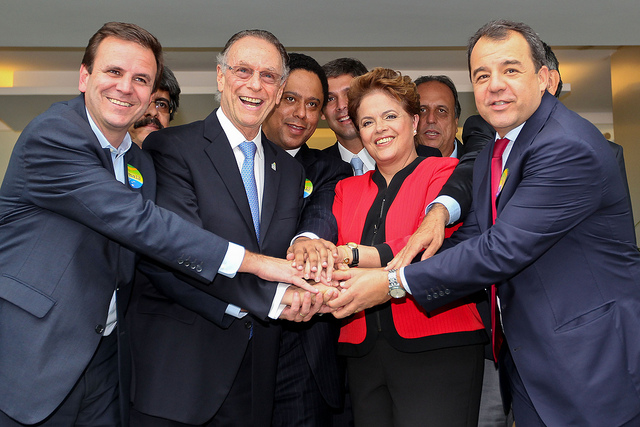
xmin=275 ymin=78 xmax=286 ymax=106
xmin=548 ymin=70 xmax=561 ymax=96
xmin=216 ymin=64 xmax=225 ymax=93
xmin=412 ymin=114 xmax=419 ymax=131
xmin=78 ymin=64 xmax=90 ymax=93
xmin=321 ymin=112 xmax=326 ymax=121
xmin=537 ymin=65 xmax=550 ymax=95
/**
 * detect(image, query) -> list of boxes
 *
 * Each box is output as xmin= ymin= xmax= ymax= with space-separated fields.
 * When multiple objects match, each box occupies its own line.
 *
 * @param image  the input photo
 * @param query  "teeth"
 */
xmin=240 ymin=96 xmax=262 ymax=105
xmin=425 ymin=131 xmax=439 ymax=136
xmin=288 ymin=124 xmax=304 ymax=130
xmin=108 ymin=98 xmax=132 ymax=107
xmin=376 ymin=137 xmax=393 ymax=144
xmin=493 ymin=101 xmax=506 ymax=105
xmin=338 ymin=116 xmax=350 ymax=122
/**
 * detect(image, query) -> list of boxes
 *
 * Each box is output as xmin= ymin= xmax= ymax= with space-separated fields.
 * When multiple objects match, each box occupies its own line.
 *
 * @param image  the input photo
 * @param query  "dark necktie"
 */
xmin=239 ymin=141 xmax=260 ymax=242
xmin=490 ymin=137 xmax=510 ymax=362
xmin=350 ymin=156 xmax=364 ymax=176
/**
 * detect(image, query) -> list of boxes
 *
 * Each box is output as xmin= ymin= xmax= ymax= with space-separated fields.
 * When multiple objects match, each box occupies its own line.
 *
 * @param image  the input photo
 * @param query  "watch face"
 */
xmin=389 ymin=288 xmax=406 ymax=298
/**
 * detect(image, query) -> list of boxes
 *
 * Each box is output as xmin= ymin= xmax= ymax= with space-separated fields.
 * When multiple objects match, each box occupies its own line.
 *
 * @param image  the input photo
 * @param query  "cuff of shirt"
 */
xmin=290 ymin=232 xmax=320 ymax=246
xmin=268 ymin=283 xmax=290 ymax=319
xmin=219 ymin=242 xmax=245 ymax=278
xmin=225 ymin=304 xmax=248 ymax=319
xmin=428 ymin=195 xmax=460 ymax=225
xmin=399 ymin=267 xmax=412 ymax=295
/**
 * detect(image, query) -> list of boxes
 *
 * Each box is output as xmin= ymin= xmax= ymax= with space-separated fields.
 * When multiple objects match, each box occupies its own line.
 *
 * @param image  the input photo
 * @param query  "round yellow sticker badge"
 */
xmin=127 ymin=164 xmax=143 ymax=189
xmin=303 ymin=179 xmax=313 ymax=198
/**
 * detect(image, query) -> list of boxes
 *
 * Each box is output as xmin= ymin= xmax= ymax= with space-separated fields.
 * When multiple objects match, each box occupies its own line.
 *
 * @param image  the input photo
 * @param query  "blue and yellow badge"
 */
xmin=127 ymin=164 xmax=143 ymax=189
xmin=303 ymin=179 xmax=313 ymax=198
xmin=497 ymin=168 xmax=508 ymax=196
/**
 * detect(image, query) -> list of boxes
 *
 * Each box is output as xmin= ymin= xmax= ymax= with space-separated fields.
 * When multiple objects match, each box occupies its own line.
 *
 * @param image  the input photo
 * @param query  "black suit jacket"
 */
xmin=128 ymin=109 xmax=305 ymax=425
xmin=438 ymin=117 xmax=494 ymax=221
xmin=279 ymin=144 xmax=351 ymax=409
xmin=0 ymin=95 xmax=232 ymax=425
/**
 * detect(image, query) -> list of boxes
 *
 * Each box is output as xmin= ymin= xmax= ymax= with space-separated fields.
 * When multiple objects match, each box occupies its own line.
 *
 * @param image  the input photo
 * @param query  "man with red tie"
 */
xmin=329 ymin=20 xmax=640 ymax=426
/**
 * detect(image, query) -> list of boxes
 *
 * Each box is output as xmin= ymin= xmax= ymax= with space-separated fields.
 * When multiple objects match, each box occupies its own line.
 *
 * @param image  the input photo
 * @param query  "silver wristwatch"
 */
xmin=388 ymin=269 xmax=406 ymax=298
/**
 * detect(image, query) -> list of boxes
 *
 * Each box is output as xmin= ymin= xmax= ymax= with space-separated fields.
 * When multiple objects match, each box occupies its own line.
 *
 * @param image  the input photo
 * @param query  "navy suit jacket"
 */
xmin=128 ymin=109 xmax=304 ymax=425
xmin=279 ymin=143 xmax=351 ymax=408
xmin=404 ymin=93 xmax=640 ymax=425
xmin=0 ymin=95 xmax=232 ymax=425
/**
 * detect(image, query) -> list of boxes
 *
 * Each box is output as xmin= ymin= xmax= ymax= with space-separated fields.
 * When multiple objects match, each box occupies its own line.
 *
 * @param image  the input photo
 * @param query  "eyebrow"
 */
xmin=154 ymin=97 xmax=170 ymax=103
xmin=236 ymin=59 xmax=279 ymax=73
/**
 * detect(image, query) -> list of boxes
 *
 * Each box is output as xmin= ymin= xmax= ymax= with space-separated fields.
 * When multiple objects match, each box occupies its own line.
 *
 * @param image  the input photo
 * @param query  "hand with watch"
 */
xmin=338 ymin=242 xmax=360 ymax=268
xmin=327 ymin=267 xmax=407 ymax=318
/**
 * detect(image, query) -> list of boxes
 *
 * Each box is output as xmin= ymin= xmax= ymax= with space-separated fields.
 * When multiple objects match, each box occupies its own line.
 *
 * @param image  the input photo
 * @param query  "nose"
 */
xmin=374 ymin=118 xmax=388 ymax=133
xmin=337 ymin=94 xmax=348 ymax=112
xmin=116 ymin=77 xmax=133 ymax=94
xmin=247 ymin=71 xmax=263 ymax=91
xmin=293 ymin=101 xmax=306 ymax=119
xmin=487 ymin=74 xmax=506 ymax=92
xmin=145 ymin=101 xmax=158 ymax=117
xmin=426 ymin=109 xmax=436 ymax=124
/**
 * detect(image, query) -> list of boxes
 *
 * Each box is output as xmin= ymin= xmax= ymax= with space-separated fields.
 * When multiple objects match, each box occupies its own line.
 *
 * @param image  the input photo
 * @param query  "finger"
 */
xmin=289 ymin=276 xmax=319 ymax=294
xmin=299 ymin=292 xmax=312 ymax=318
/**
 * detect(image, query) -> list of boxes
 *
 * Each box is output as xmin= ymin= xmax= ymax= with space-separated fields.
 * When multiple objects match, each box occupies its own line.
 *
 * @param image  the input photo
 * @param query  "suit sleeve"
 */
xmin=405 ymin=130 xmax=606 ymax=311
xmin=20 ymin=106 xmax=228 ymax=284
xmin=437 ymin=115 xmax=494 ymax=221
xmin=297 ymin=157 xmax=351 ymax=243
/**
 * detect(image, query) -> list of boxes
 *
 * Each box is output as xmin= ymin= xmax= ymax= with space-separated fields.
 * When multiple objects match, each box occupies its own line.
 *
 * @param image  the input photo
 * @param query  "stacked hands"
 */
xmin=276 ymin=237 xmax=398 ymax=322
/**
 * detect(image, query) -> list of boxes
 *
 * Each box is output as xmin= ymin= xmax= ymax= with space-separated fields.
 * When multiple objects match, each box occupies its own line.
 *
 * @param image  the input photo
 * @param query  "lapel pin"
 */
xmin=271 ymin=162 xmax=276 ymax=171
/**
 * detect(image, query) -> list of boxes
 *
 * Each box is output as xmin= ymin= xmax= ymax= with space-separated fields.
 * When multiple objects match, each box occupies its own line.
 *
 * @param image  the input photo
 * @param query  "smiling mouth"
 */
xmin=240 ymin=96 xmax=263 ymax=106
xmin=375 ymin=136 xmax=393 ymax=145
xmin=108 ymin=98 xmax=132 ymax=107
xmin=286 ymin=123 xmax=305 ymax=131
xmin=337 ymin=115 xmax=351 ymax=123
xmin=423 ymin=130 xmax=440 ymax=136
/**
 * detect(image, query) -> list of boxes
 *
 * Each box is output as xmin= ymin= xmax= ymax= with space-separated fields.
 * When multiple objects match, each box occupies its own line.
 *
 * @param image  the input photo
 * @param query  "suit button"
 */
xmin=196 ymin=263 xmax=203 ymax=273
xmin=445 ymin=289 xmax=450 ymax=295
xmin=95 ymin=324 xmax=105 ymax=334
xmin=244 ymin=321 xmax=252 ymax=330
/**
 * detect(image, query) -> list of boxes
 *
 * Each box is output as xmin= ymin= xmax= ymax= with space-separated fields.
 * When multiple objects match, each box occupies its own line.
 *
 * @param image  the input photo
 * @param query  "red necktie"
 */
xmin=490 ymin=137 xmax=509 ymax=362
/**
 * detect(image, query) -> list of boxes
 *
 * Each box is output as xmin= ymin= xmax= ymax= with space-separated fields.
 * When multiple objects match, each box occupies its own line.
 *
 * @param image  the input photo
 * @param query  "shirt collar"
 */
xmin=217 ymin=108 xmax=264 ymax=161
xmin=496 ymin=122 xmax=526 ymax=143
xmin=85 ymin=107 xmax=132 ymax=157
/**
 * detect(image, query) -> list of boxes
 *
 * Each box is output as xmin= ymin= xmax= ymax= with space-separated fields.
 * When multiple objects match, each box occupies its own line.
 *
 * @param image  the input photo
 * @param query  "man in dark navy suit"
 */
xmin=331 ymin=20 xmax=640 ymax=426
xmin=263 ymin=52 xmax=352 ymax=427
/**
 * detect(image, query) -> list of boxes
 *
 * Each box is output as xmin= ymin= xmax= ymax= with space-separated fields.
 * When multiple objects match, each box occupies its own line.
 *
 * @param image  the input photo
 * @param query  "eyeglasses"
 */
xmin=224 ymin=64 xmax=283 ymax=86
xmin=153 ymin=99 xmax=172 ymax=114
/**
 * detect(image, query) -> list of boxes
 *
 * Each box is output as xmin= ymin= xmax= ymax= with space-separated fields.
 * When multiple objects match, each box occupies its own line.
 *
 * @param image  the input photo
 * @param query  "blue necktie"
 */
xmin=350 ymin=156 xmax=364 ymax=176
xmin=239 ymin=141 xmax=260 ymax=242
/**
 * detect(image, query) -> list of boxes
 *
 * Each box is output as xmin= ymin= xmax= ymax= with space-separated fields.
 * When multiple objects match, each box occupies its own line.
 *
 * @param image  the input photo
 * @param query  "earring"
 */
xmin=413 ymin=129 xmax=417 ymax=135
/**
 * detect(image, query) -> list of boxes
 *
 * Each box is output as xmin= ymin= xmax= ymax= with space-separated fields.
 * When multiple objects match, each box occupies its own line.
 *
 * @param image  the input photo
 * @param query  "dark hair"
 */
xmin=82 ymin=22 xmax=163 ymax=92
xmin=347 ymin=68 xmax=419 ymax=131
xmin=467 ymin=20 xmax=546 ymax=77
xmin=542 ymin=42 xmax=563 ymax=97
xmin=414 ymin=75 xmax=461 ymax=118
xmin=158 ymin=66 xmax=181 ymax=121
xmin=287 ymin=53 xmax=329 ymax=108
xmin=322 ymin=57 xmax=368 ymax=79
xmin=216 ymin=29 xmax=289 ymax=81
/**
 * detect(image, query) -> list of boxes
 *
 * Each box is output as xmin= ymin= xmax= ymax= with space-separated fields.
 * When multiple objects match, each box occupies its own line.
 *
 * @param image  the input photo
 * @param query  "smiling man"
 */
xmin=330 ymin=20 xmax=640 ymax=427
xmin=127 ymin=31 xmax=326 ymax=427
xmin=321 ymin=58 xmax=376 ymax=176
xmin=263 ymin=53 xmax=352 ymax=426
xmin=129 ymin=66 xmax=181 ymax=148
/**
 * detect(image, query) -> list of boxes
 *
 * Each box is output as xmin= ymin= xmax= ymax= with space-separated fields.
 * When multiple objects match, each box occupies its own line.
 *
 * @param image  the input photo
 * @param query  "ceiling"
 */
xmin=1 ymin=0 xmax=638 ymax=133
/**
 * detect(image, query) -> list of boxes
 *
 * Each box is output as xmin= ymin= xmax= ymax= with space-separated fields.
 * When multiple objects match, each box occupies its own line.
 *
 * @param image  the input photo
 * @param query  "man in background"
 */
xmin=321 ymin=58 xmax=375 ymax=176
xmin=415 ymin=75 xmax=463 ymax=158
xmin=263 ymin=52 xmax=352 ymax=426
xmin=129 ymin=66 xmax=181 ymax=148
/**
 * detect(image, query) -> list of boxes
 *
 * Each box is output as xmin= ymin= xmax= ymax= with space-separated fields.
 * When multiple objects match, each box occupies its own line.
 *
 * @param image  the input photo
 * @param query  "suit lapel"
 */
xmin=260 ymin=138 xmax=280 ymax=243
xmin=202 ymin=111 xmax=258 ymax=243
xmin=475 ymin=146 xmax=493 ymax=231
xmin=496 ymin=92 xmax=557 ymax=215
